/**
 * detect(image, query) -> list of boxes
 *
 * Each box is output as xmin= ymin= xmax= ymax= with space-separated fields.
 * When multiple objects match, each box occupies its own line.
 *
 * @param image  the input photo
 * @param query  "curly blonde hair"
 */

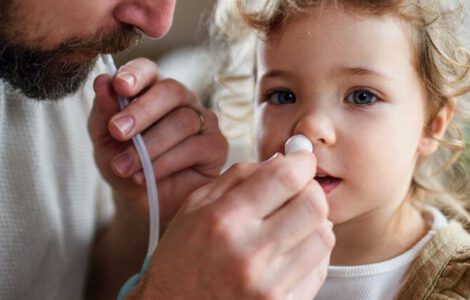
xmin=212 ymin=0 xmax=470 ymax=217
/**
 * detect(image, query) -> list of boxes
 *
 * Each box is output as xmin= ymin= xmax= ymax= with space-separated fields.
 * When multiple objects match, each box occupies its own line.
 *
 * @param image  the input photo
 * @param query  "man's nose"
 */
xmin=293 ymin=111 xmax=337 ymax=147
xmin=114 ymin=0 xmax=177 ymax=38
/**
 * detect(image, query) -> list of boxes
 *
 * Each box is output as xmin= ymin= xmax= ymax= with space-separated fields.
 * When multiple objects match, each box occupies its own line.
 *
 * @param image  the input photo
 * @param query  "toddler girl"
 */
xmin=213 ymin=0 xmax=470 ymax=299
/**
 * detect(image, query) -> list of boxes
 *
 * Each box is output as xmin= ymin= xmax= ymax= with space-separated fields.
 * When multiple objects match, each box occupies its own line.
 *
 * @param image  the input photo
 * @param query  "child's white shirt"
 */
xmin=315 ymin=207 xmax=448 ymax=300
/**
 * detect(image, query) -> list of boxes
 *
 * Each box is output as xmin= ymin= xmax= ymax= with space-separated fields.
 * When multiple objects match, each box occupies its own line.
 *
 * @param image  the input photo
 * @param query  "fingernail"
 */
xmin=112 ymin=115 xmax=134 ymax=135
xmin=264 ymin=152 xmax=281 ymax=163
xmin=133 ymin=171 xmax=144 ymax=185
xmin=113 ymin=152 xmax=133 ymax=175
xmin=117 ymin=72 xmax=135 ymax=88
xmin=327 ymin=221 xmax=334 ymax=229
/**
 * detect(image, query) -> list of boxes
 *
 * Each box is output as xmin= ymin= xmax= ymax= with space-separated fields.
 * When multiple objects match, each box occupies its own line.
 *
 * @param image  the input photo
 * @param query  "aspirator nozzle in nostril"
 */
xmin=284 ymin=134 xmax=313 ymax=154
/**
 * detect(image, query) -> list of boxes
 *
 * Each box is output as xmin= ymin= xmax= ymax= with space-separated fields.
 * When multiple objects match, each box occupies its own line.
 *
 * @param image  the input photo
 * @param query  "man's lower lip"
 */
xmin=317 ymin=180 xmax=341 ymax=194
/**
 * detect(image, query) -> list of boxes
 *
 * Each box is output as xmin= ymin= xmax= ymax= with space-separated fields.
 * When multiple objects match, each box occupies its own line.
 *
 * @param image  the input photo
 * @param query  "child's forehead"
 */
xmin=254 ymin=5 xmax=421 ymax=88
xmin=267 ymin=5 xmax=408 ymax=42
xmin=257 ymin=6 xmax=415 ymax=71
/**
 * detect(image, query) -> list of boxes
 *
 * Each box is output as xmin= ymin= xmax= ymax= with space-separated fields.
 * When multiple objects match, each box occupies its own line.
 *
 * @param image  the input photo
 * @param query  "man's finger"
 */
xmin=214 ymin=152 xmax=317 ymax=219
xmin=110 ymin=106 xmax=210 ymax=177
xmin=137 ymin=125 xmax=228 ymax=181
xmin=183 ymin=152 xmax=285 ymax=212
xmin=110 ymin=108 xmax=225 ymax=178
xmin=262 ymin=180 xmax=329 ymax=253
xmin=286 ymin=246 xmax=332 ymax=300
xmin=88 ymin=74 xmax=120 ymax=144
xmin=108 ymin=78 xmax=200 ymax=141
xmin=112 ymin=57 xmax=160 ymax=98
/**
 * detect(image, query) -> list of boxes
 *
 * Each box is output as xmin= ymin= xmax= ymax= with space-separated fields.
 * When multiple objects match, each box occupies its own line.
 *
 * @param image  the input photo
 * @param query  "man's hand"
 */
xmin=86 ymin=57 xmax=228 ymax=299
xmin=130 ymin=152 xmax=334 ymax=300
xmin=89 ymin=57 xmax=228 ymax=226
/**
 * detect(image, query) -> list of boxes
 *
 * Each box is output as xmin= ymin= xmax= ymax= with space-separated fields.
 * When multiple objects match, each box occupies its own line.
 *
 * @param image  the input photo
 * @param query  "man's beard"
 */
xmin=0 ymin=26 xmax=142 ymax=100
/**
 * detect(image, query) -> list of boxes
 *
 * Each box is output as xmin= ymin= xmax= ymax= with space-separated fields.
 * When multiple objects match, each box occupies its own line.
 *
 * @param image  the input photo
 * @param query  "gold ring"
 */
xmin=185 ymin=106 xmax=206 ymax=135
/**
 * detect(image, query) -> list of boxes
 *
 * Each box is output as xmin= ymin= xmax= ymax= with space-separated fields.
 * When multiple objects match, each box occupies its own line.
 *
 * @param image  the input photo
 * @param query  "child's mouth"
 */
xmin=314 ymin=174 xmax=342 ymax=194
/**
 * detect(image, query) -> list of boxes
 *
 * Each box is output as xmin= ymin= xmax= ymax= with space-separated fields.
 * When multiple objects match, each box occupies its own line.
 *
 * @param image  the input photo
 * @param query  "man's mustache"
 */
xmin=49 ymin=25 xmax=143 ymax=56
xmin=0 ymin=24 xmax=143 ymax=100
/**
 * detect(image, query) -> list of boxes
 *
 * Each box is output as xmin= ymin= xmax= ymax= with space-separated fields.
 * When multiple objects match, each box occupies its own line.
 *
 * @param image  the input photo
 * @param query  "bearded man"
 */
xmin=0 ymin=1 xmax=227 ymax=299
xmin=0 ymin=1 xmax=335 ymax=299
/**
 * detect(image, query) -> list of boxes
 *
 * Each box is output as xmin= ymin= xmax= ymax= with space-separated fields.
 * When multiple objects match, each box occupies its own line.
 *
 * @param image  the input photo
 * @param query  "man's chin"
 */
xmin=29 ymin=58 xmax=97 ymax=100
xmin=0 ymin=51 xmax=97 ymax=101
xmin=0 ymin=42 xmax=100 ymax=100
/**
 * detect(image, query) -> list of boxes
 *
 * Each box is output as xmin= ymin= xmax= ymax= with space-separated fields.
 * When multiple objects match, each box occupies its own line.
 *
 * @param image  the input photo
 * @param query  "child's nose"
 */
xmin=114 ymin=0 xmax=176 ymax=38
xmin=293 ymin=113 xmax=336 ymax=147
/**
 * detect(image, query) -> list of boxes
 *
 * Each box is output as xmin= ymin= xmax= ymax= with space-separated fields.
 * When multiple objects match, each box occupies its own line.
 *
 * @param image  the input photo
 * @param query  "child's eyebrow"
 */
xmin=259 ymin=69 xmax=294 ymax=80
xmin=332 ymin=66 xmax=392 ymax=80
xmin=258 ymin=67 xmax=393 ymax=82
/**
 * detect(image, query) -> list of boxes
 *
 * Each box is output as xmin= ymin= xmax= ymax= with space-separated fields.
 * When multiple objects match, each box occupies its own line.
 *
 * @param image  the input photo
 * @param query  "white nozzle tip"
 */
xmin=284 ymin=134 xmax=313 ymax=154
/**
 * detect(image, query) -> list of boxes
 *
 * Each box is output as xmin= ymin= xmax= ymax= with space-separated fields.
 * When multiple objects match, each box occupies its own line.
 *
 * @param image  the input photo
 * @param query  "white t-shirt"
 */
xmin=315 ymin=207 xmax=448 ymax=300
xmin=0 ymin=59 xmax=114 ymax=300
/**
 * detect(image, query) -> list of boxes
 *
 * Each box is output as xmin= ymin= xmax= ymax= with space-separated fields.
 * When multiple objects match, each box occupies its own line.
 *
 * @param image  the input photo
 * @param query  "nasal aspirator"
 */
xmin=285 ymin=134 xmax=313 ymax=154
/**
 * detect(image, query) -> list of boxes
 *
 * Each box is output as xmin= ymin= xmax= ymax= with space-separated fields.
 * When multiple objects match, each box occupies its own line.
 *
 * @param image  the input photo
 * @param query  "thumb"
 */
xmin=88 ymin=74 xmax=120 ymax=144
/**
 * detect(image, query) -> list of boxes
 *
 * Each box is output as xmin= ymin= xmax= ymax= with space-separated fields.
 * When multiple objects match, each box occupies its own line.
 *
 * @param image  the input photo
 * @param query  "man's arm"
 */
xmin=86 ymin=193 xmax=149 ymax=300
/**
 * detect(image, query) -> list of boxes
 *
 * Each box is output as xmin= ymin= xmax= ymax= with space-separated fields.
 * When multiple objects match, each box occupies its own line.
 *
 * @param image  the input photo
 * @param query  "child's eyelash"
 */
xmin=344 ymin=88 xmax=383 ymax=107
xmin=260 ymin=87 xmax=384 ymax=108
xmin=263 ymin=88 xmax=293 ymax=98
xmin=262 ymin=88 xmax=296 ymax=105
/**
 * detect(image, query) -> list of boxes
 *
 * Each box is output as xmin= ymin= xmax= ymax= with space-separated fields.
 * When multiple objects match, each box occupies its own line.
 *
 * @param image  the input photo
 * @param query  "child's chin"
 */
xmin=325 ymin=199 xmax=353 ymax=226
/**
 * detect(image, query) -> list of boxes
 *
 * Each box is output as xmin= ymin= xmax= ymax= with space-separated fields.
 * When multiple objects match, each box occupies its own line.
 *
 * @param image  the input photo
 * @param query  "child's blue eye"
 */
xmin=345 ymin=90 xmax=378 ymax=105
xmin=266 ymin=90 xmax=296 ymax=105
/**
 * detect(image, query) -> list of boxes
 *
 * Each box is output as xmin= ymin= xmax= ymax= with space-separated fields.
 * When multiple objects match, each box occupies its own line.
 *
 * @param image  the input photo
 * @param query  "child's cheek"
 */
xmin=256 ymin=108 xmax=294 ymax=160
xmin=256 ymin=135 xmax=273 ymax=161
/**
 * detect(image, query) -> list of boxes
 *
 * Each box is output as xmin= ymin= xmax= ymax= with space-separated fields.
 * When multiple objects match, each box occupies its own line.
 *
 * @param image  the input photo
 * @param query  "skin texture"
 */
xmin=256 ymin=5 xmax=453 ymax=266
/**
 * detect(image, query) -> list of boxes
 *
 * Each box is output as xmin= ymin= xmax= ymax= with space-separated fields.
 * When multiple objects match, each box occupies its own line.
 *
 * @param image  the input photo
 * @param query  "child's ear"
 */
xmin=418 ymin=99 xmax=456 ymax=157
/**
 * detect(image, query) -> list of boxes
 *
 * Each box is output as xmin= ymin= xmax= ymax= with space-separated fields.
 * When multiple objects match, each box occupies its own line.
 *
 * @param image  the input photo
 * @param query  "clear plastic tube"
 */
xmin=102 ymin=54 xmax=160 ymax=260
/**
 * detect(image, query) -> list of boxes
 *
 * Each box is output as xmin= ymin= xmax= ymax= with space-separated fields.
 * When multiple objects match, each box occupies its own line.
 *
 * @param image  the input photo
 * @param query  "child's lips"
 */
xmin=315 ymin=170 xmax=342 ymax=194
